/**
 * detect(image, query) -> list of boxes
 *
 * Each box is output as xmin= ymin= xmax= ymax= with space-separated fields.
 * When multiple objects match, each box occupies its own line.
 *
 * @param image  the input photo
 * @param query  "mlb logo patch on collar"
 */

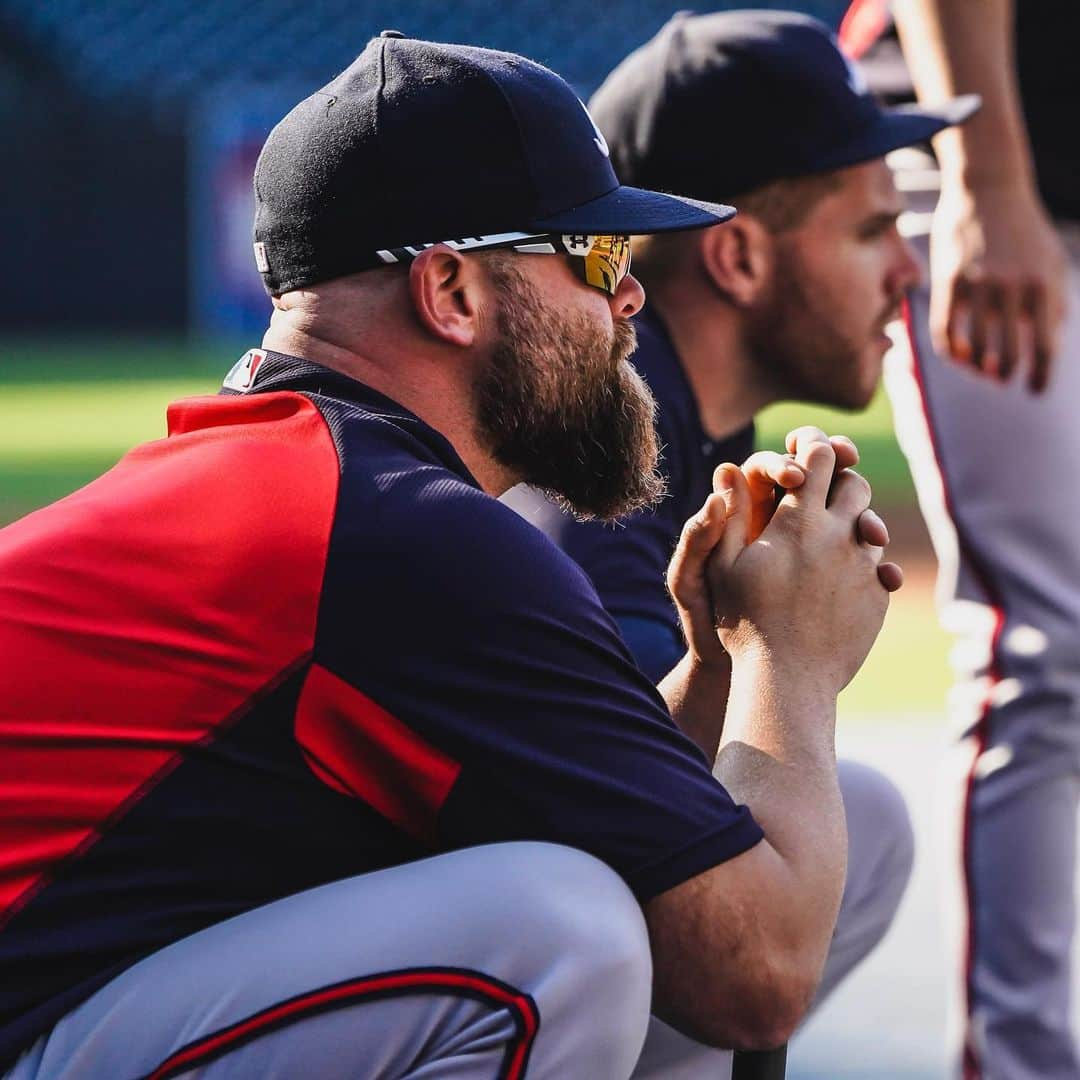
xmin=223 ymin=349 xmax=266 ymax=392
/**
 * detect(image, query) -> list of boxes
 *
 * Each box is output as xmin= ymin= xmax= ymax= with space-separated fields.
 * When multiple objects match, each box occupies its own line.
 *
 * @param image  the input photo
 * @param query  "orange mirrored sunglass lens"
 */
xmin=560 ymin=234 xmax=632 ymax=295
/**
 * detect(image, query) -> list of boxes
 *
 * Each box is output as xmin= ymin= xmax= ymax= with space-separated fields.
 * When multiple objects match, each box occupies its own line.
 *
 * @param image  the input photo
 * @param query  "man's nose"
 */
xmin=891 ymin=234 xmax=923 ymax=294
xmin=611 ymin=271 xmax=646 ymax=320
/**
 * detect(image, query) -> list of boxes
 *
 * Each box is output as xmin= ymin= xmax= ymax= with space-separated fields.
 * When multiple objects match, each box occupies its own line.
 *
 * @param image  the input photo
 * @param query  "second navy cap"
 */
xmin=589 ymin=10 xmax=979 ymax=202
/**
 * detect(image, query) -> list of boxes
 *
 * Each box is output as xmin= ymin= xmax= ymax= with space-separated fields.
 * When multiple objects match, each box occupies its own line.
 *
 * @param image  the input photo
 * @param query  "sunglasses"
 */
xmin=374 ymin=232 xmax=633 ymax=297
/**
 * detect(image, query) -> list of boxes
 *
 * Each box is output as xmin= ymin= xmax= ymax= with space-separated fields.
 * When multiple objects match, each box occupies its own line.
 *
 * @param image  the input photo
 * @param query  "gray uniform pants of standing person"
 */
xmin=7 ymin=759 xmax=912 ymax=1079
xmin=886 ymin=151 xmax=1080 ymax=1079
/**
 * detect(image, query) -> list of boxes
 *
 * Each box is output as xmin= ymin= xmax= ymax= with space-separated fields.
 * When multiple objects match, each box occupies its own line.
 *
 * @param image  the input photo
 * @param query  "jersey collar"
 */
xmin=220 ymin=348 xmax=481 ymax=489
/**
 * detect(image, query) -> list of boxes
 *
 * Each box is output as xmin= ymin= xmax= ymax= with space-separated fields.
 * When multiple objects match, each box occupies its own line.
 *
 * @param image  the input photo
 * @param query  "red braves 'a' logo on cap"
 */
xmin=222 ymin=349 xmax=266 ymax=393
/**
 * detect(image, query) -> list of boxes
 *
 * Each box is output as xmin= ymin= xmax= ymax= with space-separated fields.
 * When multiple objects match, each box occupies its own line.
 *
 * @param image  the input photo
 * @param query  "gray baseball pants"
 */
xmin=6 ymin=763 xmax=911 ymax=1079
xmin=887 ymin=159 xmax=1080 ymax=1079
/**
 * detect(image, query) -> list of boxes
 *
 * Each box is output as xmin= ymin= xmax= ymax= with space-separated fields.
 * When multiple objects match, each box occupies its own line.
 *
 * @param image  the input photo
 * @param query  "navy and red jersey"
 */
xmin=0 ymin=349 xmax=762 ymax=1066
xmin=508 ymin=308 xmax=754 ymax=682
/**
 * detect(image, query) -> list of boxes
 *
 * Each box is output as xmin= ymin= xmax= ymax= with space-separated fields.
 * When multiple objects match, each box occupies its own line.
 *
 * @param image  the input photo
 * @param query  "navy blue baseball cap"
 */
xmin=253 ymin=31 xmax=735 ymax=295
xmin=589 ymin=10 xmax=980 ymax=201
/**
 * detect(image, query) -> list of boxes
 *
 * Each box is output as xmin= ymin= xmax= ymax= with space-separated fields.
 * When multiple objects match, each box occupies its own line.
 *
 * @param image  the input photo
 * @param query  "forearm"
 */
xmin=658 ymin=651 xmax=731 ymax=760
xmin=894 ymin=0 xmax=1035 ymax=189
xmin=648 ymin=656 xmax=847 ymax=1048
xmin=649 ymin=429 xmax=889 ymax=1047
xmin=713 ymin=654 xmax=847 ymax=976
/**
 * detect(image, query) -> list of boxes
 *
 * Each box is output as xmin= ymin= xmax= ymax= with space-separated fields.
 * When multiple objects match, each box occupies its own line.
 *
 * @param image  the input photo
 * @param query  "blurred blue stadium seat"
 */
xmin=3 ymin=0 xmax=851 ymax=104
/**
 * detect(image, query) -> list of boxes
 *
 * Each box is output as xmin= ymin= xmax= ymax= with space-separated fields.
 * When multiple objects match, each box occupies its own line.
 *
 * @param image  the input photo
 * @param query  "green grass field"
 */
xmin=0 ymin=337 xmax=950 ymax=717
xmin=0 ymin=338 xmax=917 ymax=514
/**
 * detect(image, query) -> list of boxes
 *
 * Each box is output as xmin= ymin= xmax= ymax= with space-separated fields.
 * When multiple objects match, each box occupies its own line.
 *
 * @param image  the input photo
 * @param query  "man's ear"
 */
xmin=408 ymin=245 xmax=481 ymax=347
xmin=699 ymin=216 xmax=774 ymax=307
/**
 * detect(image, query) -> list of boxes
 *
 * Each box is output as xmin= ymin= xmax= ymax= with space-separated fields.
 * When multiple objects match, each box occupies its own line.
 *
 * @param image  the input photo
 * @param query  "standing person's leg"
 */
xmin=886 ymin=174 xmax=1080 ymax=1079
xmin=6 ymin=843 xmax=652 ymax=1080
xmin=632 ymin=760 xmax=914 ymax=1079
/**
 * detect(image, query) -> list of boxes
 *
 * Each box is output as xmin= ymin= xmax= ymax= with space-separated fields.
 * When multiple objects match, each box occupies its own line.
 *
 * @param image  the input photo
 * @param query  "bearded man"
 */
xmin=0 ymin=32 xmax=900 ymax=1079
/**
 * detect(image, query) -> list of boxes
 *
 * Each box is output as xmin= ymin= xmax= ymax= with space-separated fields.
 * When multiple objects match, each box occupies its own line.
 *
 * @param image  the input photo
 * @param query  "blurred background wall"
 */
xmin=1 ymin=0 xmax=849 ymax=338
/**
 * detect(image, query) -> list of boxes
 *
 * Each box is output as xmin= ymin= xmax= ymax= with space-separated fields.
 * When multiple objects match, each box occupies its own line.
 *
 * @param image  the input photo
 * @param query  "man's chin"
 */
xmin=844 ymin=346 xmax=887 ymax=409
xmin=835 ymin=381 xmax=879 ymax=412
xmin=813 ymin=378 xmax=878 ymax=413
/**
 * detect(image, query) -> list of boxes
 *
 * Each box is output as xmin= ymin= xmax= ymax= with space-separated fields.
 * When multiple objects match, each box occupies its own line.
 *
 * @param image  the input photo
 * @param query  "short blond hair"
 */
xmin=632 ymin=170 xmax=842 ymax=285
xmin=734 ymin=171 xmax=842 ymax=233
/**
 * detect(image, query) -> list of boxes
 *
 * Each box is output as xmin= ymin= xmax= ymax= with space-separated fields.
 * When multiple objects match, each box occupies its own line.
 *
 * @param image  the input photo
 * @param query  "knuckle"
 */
xmin=862 ymin=538 xmax=885 ymax=566
xmin=667 ymin=571 xmax=688 ymax=601
xmin=787 ymin=424 xmax=826 ymax=446
xmin=681 ymin=514 xmax=703 ymax=539
xmin=713 ymin=463 xmax=733 ymax=488
xmin=850 ymin=471 xmax=872 ymax=500
xmin=804 ymin=441 xmax=836 ymax=469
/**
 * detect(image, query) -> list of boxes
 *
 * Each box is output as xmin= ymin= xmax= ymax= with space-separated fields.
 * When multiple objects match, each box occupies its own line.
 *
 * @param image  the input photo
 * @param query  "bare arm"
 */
xmin=894 ymin=0 xmax=1066 ymax=389
xmin=650 ymin=671 xmax=844 ymax=1048
xmin=656 ymin=649 xmax=732 ymax=761
xmin=646 ymin=429 xmax=899 ymax=1048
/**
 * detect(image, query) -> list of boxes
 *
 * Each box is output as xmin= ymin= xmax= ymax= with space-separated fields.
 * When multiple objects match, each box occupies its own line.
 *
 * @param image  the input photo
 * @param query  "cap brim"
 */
xmin=529 ymin=184 xmax=736 ymax=235
xmin=810 ymin=94 xmax=982 ymax=174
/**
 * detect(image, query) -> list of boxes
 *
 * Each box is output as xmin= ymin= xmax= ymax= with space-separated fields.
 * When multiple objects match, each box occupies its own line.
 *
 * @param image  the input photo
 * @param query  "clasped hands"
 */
xmin=668 ymin=426 xmax=902 ymax=692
